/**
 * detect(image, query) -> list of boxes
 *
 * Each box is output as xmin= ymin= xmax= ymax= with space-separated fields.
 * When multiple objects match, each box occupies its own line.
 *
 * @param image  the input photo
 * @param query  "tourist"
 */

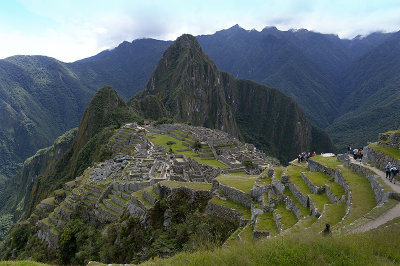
xmin=390 ymin=166 xmax=398 ymax=184
xmin=298 ymin=154 xmax=301 ymax=163
xmin=347 ymin=145 xmax=351 ymax=154
xmin=353 ymin=148 xmax=358 ymax=160
xmin=386 ymin=162 xmax=392 ymax=179
xmin=322 ymin=223 xmax=331 ymax=236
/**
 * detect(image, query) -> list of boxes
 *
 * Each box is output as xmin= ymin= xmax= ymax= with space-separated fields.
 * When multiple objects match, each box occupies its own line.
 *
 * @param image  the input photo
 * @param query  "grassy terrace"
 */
xmin=144 ymin=186 xmax=158 ymax=198
xmin=149 ymin=134 xmax=229 ymax=168
xmin=238 ymin=224 xmax=253 ymax=242
xmin=309 ymin=193 xmax=330 ymax=213
xmin=132 ymin=190 xmax=153 ymax=209
xmin=255 ymin=175 xmax=272 ymax=186
xmin=216 ymin=175 xmax=258 ymax=194
xmin=337 ymin=166 xmax=377 ymax=227
xmin=287 ymin=165 xmax=311 ymax=195
xmin=283 ymin=187 xmax=309 ymax=217
xmin=224 ymin=226 xmax=244 ymax=246
xmin=304 ymin=172 xmax=330 ymax=187
xmin=369 ymin=143 xmax=400 ymax=160
xmin=285 ymin=216 xmax=318 ymax=234
xmin=0 ymin=261 xmax=49 ymax=265
xmin=254 ymin=212 xmax=278 ymax=236
xmin=275 ymin=204 xmax=298 ymax=230
xmin=305 ymin=171 xmax=345 ymax=198
xmin=160 ymin=180 xmax=212 ymax=191
xmin=209 ymin=197 xmax=251 ymax=219
xmin=274 ymin=167 xmax=284 ymax=179
xmin=41 ymin=197 xmax=55 ymax=205
xmin=308 ymin=202 xmax=347 ymax=233
xmin=310 ymin=155 xmax=343 ymax=170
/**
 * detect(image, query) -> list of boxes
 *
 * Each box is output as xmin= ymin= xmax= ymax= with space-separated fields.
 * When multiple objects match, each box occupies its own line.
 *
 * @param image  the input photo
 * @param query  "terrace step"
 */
xmin=103 ymin=198 xmax=124 ymax=215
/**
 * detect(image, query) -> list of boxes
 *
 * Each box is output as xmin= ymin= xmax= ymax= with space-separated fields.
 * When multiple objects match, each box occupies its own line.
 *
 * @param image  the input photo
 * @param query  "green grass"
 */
xmin=326 ymin=182 xmax=346 ymax=199
xmin=216 ymin=175 xmax=258 ymax=194
xmin=339 ymin=198 xmax=399 ymax=234
xmin=144 ymin=186 xmax=159 ymax=198
xmin=209 ymin=197 xmax=251 ymax=219
xmin=255 ymin=176 xmax=272 ymax=186
xmin=223 ymin=226 xmax=243 ymax=246
xmin=310 ymin=156 xmax=342 ymax=170
xmin=275 ymin=204 xmax=298 ymax=230
xmin=304 ymin=172 xmax=330 ymax=187
xmin=274 ymin=168 xmax=284 ymax=179
xmin=238 ymin=224 xmax=253 ymax=242
xmin=283 ymin=187 xmax=309 ymax=217
xmin=0 ymin=261 xmax=48 ymax=266
xmin=285 ymin=216 xmax=317 ymax=234
xmin=287 ymin=166 xmax=312 ymax=195
xmin=132 ymin=190 xmax=154 ymax=209
xmin=308 ymin=202 xmax=347 ymax=233
xmin=369 ymin=143 xmax=400 ymax=160
xmin=337 ymin=166 xmax=377 ymax=227
xmin=143 ymin=217 xmax=400 ymax=265
xmin=228 ymin=171 xmax=246 ymax=175
xmin=149 ymin=133 xmax=229 ymax=168
xmin=309 ymin=193 xmax=330 ymax=213
xmin=40 ymin=197 xmax=55 ymax=205
xmin=160 ymin=181 xmax=212 ymax=191
xmin=254 ymin=212 xmax=278 ymax=236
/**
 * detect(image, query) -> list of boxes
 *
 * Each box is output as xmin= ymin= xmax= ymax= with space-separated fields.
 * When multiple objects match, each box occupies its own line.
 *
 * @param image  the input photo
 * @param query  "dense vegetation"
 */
xmin=0 ymin=187 xmax=234 ymax=265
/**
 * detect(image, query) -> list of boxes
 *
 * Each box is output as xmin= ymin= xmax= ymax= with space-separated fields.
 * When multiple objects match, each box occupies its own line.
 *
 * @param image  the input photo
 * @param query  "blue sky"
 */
xmin=0 ymin=0 xmax=399 ymax=62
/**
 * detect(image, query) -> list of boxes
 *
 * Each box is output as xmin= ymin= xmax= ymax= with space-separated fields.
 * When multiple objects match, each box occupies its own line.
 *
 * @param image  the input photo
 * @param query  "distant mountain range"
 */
xmin=0 ymin=25 xmax=399 ymax=181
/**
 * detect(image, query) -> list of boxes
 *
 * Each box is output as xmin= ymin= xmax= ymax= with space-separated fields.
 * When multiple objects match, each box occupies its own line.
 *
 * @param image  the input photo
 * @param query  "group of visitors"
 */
xmin=386 ymin=162 xmax=399 ymax=184
xmin=297 ymin=152 xmax=316 ymax=163
xmin=347 ymin=145 xmax=363 ymax=160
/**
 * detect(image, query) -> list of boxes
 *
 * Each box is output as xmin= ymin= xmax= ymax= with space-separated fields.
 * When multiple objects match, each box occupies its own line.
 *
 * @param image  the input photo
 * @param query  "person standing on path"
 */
xmin=391 ymin=166 xmax=398 ymax=184
xmin=386 ymin=162 xmax=392 ymax=179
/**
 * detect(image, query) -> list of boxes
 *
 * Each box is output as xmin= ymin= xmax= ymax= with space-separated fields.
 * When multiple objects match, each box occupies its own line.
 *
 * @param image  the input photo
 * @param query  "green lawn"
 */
xmin=275 ymin=204 xmax=298 ymax=230
xmin=132 ymin=190 xmax=153 ymax=208
xmin=254 ymin=211 xmax=278 ymax=236
xmin=274 ymin=167 xmax=284 ymax=179
xmin=160 ymin=181 xmax=212 ymax=191
xmin=310 ymin=156 xmax=342 ymax=170
xmin=309 ymin=193 xmax=330 ymax=213
xmin=369 ymin=143 xmax=400 ymax=160
xmin=307 ymin=202 xmax=347 ymax=233
xmin=287 ymin=165 xmax=312 ymax=195
xmin=337 ymin=166 xmax=377 ymax=227
xmin=238 ymin=224 xmax=253 ymax=242
xmin=216 ymin=175 xmax=258 ymax=194
xmin=305 ymin=172 xmax=330 ymax=187
xmin=283 ymin=187 xmax=309 ymax=217
xmin=149 ymin=134 xmax=229 ymax=168
xmin=209 ymin=197 xmax=251 ymax=219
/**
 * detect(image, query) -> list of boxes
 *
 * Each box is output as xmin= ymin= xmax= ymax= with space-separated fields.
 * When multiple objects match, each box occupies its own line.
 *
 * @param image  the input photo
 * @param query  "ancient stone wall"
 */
xmin=214 ymin=182 xmax=252 ymax=208
xmin=301 ymin=172 xmax=325 ymax=194
xmin=207 ymin=202 xmax=247 ymax=227
xmin=308 ymin=159 xmax=335 ymax=177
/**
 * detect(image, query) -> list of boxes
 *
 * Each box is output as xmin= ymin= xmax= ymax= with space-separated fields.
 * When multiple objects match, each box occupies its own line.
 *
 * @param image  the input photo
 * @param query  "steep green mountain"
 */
xmin=0 ymin=39 xmax=168 ymax=183
xmin=0 ymin=56 xmax=92 ymax=178
xmin=133 ymin=34 xmax=335 ymax=162
xmin=0 ymin=128 xmax=77 ymax=240
xmin=24 ymin=86 xmax=138 ymax=217
xmin=327 ymin=31 xmax=400 ymax=149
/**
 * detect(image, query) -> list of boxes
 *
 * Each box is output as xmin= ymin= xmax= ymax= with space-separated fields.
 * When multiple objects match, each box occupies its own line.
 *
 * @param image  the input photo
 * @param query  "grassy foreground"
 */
xmin=142 ymin=220 xmax=400 ymax=265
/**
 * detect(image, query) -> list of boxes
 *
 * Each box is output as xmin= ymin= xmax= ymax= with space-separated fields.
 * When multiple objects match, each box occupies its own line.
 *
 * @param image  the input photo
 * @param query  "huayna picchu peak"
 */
xmin=132 ymin=34 xmax=335 ymax=163
xmin=1 ymin=18 xmax=400 ymax=265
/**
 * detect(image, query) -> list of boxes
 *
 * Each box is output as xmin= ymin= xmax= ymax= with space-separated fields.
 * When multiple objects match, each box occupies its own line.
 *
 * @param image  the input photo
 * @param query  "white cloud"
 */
xmin=0 ymin=0 xmax=399 ymax=62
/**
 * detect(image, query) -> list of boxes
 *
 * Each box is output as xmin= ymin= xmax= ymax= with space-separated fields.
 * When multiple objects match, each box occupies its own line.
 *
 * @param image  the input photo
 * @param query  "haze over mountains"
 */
xmin=0 ymin=24 xmax=399 ymax=182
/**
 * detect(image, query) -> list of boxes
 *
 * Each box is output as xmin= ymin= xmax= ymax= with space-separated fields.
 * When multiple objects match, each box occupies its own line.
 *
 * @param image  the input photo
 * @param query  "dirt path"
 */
xmin=348 ymin=157 xmax=400 ymax=233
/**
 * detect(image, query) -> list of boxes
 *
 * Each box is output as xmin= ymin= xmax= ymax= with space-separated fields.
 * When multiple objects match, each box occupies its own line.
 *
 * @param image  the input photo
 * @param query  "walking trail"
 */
xmin=349 ymin=157 xmax=400 ymax=233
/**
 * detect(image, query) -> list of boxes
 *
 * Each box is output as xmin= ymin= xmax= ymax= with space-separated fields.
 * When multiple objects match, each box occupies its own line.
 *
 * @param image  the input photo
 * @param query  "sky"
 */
xmin=0 ymin=0 xmax=399 ymax=62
